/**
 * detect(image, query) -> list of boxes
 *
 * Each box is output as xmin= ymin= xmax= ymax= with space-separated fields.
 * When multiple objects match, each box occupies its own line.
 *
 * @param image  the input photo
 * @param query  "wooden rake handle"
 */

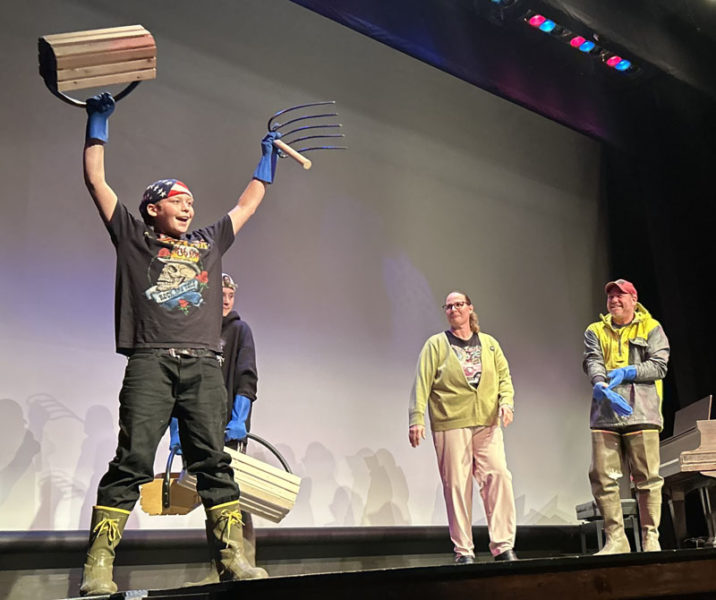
xmin=273 ymin=139 xmax=312 ymax=170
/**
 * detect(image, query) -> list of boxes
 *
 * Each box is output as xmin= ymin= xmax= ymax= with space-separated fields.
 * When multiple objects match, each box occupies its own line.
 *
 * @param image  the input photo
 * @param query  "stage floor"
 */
xmin=35 ymin=548 xmax=716 ymax=600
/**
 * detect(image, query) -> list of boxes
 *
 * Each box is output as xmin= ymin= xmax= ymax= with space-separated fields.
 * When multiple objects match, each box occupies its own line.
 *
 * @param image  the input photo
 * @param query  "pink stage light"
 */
xmin=569 ymin=36 xmax=586 ymax=48
xmin=606 ymin=55 xmax=622 ymax=68
xmin=528 ymin=14 xmax=546 ymax=27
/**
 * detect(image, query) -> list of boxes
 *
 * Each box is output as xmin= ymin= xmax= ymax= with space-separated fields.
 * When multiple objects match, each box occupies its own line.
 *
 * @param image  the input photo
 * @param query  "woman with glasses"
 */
xmin=409 ymin=291 xmax=518 ymax=564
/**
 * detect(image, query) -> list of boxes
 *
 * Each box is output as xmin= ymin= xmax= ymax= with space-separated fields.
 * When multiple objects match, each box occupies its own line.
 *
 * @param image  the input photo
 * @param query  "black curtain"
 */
xmin=603 ymin=73 xmax=716 ymax=434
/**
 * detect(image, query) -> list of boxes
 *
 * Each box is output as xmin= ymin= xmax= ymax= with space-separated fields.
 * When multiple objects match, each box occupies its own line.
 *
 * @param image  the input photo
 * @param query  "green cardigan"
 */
xmin=410 ymin=331 xmax=515 ymax=432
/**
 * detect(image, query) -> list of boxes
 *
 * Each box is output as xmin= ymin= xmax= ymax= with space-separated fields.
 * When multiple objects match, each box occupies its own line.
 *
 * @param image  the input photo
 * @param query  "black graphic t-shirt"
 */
xmin=107 ymin=202 xmax=235 ymax=354
xmin=445 ymin=330 xmax=482 ymax=388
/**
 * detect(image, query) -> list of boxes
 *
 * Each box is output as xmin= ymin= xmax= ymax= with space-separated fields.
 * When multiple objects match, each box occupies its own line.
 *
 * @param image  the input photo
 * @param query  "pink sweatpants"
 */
xmin=433 ymin=425 xmax=516 ymax=557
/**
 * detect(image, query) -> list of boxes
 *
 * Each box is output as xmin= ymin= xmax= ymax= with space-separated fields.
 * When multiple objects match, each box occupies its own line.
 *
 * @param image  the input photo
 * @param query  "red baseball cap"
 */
xmin=605 ymin=278 xmax=637 ymax=297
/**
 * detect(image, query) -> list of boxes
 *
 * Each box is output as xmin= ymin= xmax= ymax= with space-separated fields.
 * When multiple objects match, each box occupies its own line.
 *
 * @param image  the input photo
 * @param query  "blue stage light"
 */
xmin=615 ymin=59 xmax=632 ymax=71
xmin=579 ymin=40 xmax=595 ymax=52
xmin=539 ymin=20 xmax=556 ymax=33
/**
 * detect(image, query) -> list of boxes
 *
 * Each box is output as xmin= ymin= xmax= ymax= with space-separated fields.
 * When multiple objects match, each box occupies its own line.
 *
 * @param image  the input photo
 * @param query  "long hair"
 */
xmin=450 ymin=290 xmax=480 ymax=334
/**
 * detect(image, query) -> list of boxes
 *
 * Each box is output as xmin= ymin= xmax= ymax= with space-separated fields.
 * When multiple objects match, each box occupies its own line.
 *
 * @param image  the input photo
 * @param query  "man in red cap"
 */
xmin=583 ymin=279 xmax=670 ymax=554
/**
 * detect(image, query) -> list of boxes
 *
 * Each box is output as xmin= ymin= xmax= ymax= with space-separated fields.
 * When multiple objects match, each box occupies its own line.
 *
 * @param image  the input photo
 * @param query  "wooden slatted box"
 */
xmin=38 ymin=25 xmax=156 ymax=92
xmin=177 ymin=446 xmax=302 ymax=523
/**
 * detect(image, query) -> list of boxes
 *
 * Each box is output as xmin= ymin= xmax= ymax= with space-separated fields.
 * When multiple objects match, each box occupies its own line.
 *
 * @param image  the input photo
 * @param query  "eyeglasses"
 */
xmin=442 ymin=301 xmax=467 ymax=311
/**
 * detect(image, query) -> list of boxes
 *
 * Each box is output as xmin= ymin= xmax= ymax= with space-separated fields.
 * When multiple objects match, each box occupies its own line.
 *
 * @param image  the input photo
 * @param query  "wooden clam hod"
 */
xmin=140 ymin=446 xmax=302 ymax=523
xmin=38 ymin=25 xmax=156 ymax=93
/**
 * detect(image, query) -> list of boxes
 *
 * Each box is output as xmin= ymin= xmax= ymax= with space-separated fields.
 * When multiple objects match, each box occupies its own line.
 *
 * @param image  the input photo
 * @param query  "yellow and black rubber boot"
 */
xmin=206 ymin=500 xmax=268 ymax=580
xmin=79 ymin=505 xmax=130 ymax=596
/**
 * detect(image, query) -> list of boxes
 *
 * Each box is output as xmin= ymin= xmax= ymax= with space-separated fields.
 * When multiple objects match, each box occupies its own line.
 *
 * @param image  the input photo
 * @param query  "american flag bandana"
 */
xmin=140 ymin=179 xmax=193 ymax=217
xmin=222 ymin=273 xmax=237 ymax=290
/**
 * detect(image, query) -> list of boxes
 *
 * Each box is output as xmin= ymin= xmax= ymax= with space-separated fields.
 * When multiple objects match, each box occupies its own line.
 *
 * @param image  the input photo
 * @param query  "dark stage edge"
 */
xmin=62 ymin=549 xmax=716 ymax=600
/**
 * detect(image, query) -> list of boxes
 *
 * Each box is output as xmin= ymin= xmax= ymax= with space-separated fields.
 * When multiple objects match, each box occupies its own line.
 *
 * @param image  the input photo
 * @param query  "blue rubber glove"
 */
xmin=85 ymin=92 xmax=115 ymax=143
xmin=225 ymin=394 xmax=251 ymax=442
xmin=593 ymin=383 xmax=633 ymax=417
xmin=607 ymin=365 xmax=637 ymax=388
xmin=593 ymin=382 xmax=609 ymax=401
xmin=603 ymin=387 xmax=633 ymax=417
xmin=169 ymin=417 xmax=182 ymax=455
xmin=252 ymin=131 xmax=281 ymax=184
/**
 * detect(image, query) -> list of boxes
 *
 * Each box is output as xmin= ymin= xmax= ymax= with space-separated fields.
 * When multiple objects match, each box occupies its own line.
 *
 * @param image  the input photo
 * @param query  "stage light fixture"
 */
xmin=522 ymin=10 xmax=635 ymax=74
xmin=601 ymin=51 xmax=633 ymax=72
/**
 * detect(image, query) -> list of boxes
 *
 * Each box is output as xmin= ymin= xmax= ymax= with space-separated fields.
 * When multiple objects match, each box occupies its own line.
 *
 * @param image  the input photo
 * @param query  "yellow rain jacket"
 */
xmin=583 ymin=302 xmax=669 ymax=430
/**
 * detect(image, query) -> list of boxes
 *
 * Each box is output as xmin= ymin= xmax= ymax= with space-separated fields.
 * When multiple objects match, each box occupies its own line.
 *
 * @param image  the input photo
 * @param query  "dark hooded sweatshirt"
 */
xmin=220 ymin=310 xmax=258 ymax=433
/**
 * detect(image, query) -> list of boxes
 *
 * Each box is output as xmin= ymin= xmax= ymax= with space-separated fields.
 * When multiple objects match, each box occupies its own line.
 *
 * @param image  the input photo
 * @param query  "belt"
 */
xmin=165 ymin=348 xmax=218 ymax=358
xmin=131 ymin=348 xmax=221 ymax=359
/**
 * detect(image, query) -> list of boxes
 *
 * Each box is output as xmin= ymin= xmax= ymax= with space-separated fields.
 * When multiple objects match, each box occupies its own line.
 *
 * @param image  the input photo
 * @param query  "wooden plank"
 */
xmin=51 ymin=34 xmax=154 ymax=59
xmin=57 ymin=68 xmax=156 ymax=91
xmin=240 ymin=486 xmax=293 ymax=509
xmin=229 ymin=448 xmax=301 ymax=486
xmin=38 ymin=25 xmax=156 ymax=92
xmin=176 ymin=449 xmax=301 ymax=523
xmin=239 ymin=499 xmax=286 ymax=522
xmin=230 ymin=456 xmax=301 ymax=493
xmin=55 ymin=46 xmax=156 ymax=69
xmin=231 ymin=464 xmax=300 ymax=500
xmin=233 ymin=471 xmax=300 ymax=504
xmin=239 ymin=490 xmax=293 ymax=520
xmin=231 ymin=470 xmax=300 ymax=502
xmin=177 ymin=475 xmax=292 ymax=522
xmin=41 ymin=25 xmax=147 ymax=44
xmin=57 ymin=57 xmax=156 ymax=82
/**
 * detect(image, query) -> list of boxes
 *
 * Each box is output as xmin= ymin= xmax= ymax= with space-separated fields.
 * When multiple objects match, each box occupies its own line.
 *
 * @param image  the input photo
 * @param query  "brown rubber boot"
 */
xmin=79 ymin=505 xmax=130 ymax=596
xmin=206 ymin=501 xmax=268 ymax=580
xmin=184 ymin=511 xmax=266 ymax=586
xmin=589 ymin=431 xmax=631 ymax=555
xmin=624 ymin=430 xmax=663 ymax=552
xmin=595 ymin=500 xmax=631 ymax=554
xmin=639 ymin=499 xmax=662 ymax=551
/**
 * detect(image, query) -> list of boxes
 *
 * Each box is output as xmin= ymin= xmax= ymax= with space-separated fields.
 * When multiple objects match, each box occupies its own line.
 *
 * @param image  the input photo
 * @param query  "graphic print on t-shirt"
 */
xmin=451 ymin=341 xmax=482 ymax=387
xmin=144 ymin=236 xmax=210 ymax=314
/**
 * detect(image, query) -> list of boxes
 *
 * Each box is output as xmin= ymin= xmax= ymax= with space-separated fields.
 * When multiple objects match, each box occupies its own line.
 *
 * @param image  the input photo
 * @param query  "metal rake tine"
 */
xmin=271 ymin=113 xmax=339 ymax=132
xmin=296 ymin=146 xmax=348 ymax=153
xmin=267 ymin=100 xmax=337 ymax=131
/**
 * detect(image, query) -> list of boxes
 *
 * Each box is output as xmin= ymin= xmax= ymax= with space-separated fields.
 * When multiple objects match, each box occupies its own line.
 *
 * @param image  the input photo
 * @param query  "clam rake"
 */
xmin=268 ymin=101 xmax=347 ymax=170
